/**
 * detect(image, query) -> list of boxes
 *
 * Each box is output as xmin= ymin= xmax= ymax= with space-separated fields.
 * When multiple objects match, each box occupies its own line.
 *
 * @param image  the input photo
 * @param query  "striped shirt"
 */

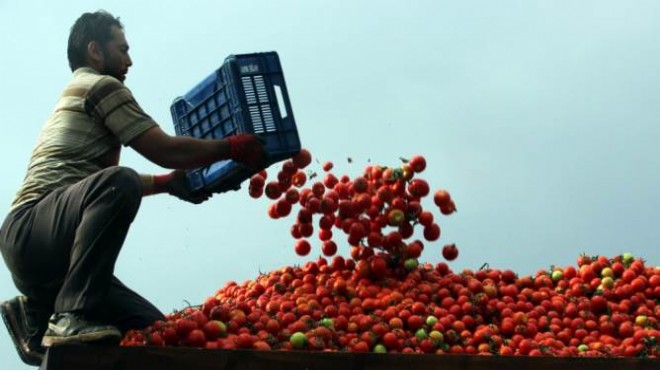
xmin=11 ymin=67 xmax=158 ymax=210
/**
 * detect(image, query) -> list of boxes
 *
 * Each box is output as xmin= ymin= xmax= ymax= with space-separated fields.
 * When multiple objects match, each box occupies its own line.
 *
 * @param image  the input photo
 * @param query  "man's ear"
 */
xmin=86 ymin=41 xmax=104 ymax=66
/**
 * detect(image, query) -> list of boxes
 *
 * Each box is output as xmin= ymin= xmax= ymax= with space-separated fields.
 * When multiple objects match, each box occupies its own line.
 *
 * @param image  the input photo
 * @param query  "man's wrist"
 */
xmin=216 ymin=139 xmax=231 ymax=160
xmin=153 ymin=172 xmax=175 ymax=193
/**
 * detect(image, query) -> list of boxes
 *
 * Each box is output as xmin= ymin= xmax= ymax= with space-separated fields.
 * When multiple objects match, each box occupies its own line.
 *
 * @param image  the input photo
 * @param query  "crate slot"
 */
xmin=262 ymin=105 xmax=276 ymax=132
xmin=254 ymin=76 xmax=269 ymax=103
xmin=247 ymin=106 xmax=263 ymax=134
xmin=242 ymin=77 xmax=257 ymax=104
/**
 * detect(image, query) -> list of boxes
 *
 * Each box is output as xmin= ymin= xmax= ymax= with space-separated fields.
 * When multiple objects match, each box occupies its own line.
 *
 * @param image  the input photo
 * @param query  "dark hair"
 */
xmin=67 ymin=10 xmax=123 ymax=71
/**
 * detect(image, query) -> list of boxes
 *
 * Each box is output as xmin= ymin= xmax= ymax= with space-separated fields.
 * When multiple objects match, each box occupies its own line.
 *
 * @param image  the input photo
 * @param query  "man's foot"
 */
xmin=1 ymin=296 xmax=47 ymax=366
xmin=41 ymin=312 xmax=121 ymax=347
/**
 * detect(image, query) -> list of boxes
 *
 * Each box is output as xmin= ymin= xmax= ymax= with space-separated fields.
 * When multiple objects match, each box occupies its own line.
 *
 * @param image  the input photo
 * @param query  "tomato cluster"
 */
xmin=122 ymin=253 xmax=658 ymax=357
xmin=121 ymin=150 xmax=659 ymax=358
xmin=247 ymin=150 xmax=456 ymax=277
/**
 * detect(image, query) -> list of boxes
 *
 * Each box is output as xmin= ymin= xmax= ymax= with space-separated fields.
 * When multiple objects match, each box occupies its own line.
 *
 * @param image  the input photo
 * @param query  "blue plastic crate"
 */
xmin=170 ymin=51 xmax=300 ymax=193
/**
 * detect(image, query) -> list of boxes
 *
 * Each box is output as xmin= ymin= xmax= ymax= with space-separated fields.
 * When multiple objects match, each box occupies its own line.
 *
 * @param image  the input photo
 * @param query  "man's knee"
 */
xmin=103 ymin=167 xmax=142 ymax=201
xmin=96 ymin=167 xmax=143 ymax=215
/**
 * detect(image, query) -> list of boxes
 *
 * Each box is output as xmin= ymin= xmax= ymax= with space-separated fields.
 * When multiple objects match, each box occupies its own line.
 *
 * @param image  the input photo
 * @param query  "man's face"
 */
xmin=100 ymin=26 xmax=132 ymax=82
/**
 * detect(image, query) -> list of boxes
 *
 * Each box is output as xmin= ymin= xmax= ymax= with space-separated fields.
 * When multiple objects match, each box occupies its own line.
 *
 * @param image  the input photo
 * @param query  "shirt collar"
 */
xmin=73 ymin=67 xmax=101 ymax=77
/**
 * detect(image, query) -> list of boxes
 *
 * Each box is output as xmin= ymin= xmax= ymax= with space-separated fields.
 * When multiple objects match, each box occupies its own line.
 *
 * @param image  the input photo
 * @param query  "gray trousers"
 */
xmin=0 ymin=166 xmax=164 ymax=333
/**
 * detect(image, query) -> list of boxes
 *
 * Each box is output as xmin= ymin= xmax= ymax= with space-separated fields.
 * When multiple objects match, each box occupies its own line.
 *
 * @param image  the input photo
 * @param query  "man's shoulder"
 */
xmin=71 ymin=68 xmax=127 ymax=97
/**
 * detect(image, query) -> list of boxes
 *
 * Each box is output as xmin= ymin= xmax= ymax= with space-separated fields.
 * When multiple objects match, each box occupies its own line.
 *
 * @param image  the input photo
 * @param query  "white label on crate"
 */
xmin=240 ymin=64 xmax=260 ymax=74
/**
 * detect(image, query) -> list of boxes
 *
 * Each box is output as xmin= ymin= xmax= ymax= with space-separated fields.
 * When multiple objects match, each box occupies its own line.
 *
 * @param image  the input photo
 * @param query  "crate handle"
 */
xmin=274 ymin=85 xmax=288 ymax=119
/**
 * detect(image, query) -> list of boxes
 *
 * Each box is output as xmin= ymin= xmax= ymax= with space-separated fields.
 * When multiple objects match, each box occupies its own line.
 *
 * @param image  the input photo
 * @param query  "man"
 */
xmin=0 ymin=10 xmax=266 ymax=366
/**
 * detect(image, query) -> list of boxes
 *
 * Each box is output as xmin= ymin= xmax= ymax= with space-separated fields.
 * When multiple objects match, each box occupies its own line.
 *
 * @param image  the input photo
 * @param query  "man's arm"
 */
xmin=129 ymin=126 xmax=230 ymax=169
xmin=94 ymin=78 xmax=264 ymax=170
xmin=139 ymin=174 xmax=156 ymax=195
xmin=130 ymin=126 xmax=266 ymax=202
xmin=139 ymin=171 xmax=211 ymax=204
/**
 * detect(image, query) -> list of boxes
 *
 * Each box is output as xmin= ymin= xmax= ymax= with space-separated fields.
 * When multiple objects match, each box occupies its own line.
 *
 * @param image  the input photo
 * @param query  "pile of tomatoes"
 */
xmin=121 ymin=151 xmax=658 ymax=358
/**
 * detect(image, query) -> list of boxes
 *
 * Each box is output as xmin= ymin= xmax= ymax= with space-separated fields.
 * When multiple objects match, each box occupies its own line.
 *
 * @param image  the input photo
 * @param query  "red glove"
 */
xmin=226 ymin=133 xmax=268 ymax=169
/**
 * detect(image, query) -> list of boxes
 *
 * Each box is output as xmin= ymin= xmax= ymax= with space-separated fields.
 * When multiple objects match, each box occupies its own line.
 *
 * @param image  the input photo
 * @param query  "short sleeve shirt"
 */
xmin=11 ymin=67 xmax=158 ymax=210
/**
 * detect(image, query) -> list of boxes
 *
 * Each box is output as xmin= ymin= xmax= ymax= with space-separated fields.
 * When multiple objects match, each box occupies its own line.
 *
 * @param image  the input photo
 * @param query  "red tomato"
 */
xmin=294 ymin=240 xmax=311 ymax=256
xmin=418 ymin=211 xmax=434 ymax=227
xmin=442 ymin=243 xmax=459 ymax=261
xmin=292 ymin=148 xmax=312 ymax=169
xmin=618 ymin=322 xmax=634 ymax=338
xmin=321 ymin=240 xmax=338 ymax=257
xmin=291 ymin=171 xmax=307 ymax=187
xmin=253 ymin=340 xmax=271 ymax=350
xmin=312 ymin=182 xmax=326 ymax=198
xmin=369 ymin=256 xmax=387 ymax=280
xmin=351 ymin=340 xmax=370 ymax=352
xmin=382 ymin=332 xmax=399 ymax=350
xmin=407 ymin=179 xmax=430 ymax=198
xmin=322 ymin=161 xmax=334 ymax=172
xmin=186 ymin=329 xmax=206 ymax=347
xmin=235 ymin=333 xmax=256 ymax=349
xmin=276 ymin=199 xmax=292 ymax=217
xmin=433 ymin=189 xmax=451 ymax=207
xmin=408 ymin=155 xmax=426 ymax=173
xmin=249 ymin=174 xmax=265 ymax=188
xmin=439 ymin=200 xmax=457 ymax=215
xmin=318 ymin=228 xmax=333 ymax=242
xmin=264 ymin=181 xmax=282 ymax=200
xmin=202 ymin=321 xmax=224 ymax=341
xmin=406 ymin=241 xmax=423 ymax=259
xmin=423 ymin=223 xmax=441 ymax=241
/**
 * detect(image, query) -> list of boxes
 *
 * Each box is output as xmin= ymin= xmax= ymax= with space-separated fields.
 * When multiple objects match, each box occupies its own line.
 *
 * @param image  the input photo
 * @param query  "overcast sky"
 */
xmin=1 ymin=1 xmax=659 ymax=368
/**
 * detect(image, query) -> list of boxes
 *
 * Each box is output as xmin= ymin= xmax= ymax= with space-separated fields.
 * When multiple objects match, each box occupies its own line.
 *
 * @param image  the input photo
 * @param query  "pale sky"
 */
xmin=1 ymin=1 xmax=659 ymax=368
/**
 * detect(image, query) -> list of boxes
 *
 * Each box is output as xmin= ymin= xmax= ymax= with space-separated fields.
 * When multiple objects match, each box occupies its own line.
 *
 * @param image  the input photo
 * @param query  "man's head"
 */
xmin=67 ymin=10 xmax=132 ymax=82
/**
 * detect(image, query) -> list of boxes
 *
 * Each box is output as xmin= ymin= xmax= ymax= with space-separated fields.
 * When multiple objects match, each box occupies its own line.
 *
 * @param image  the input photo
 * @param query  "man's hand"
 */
xmin=164 ymin=170 xmax=212 ymax=204
xmin=226 ymin=134 xmax=269 ymax=169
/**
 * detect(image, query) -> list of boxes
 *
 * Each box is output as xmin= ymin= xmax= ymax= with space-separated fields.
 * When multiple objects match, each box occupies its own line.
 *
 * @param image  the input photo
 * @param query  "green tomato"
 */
xmin=425 ymin=315 xmax=438 ymax=327
xmin=213 ymin=320 xmax=227 ymax=336
xmin=387 ymin=209 xmax=405 ymax=226
xmin=290 ymin=332 xmax=307 ymax=349
xmin=404 ymin=258 xmax=419 ymax=271
xmin=429 ymin=330 xmax=444 ymax=343
xmin=373 ymin=343 xmax=387 ymax=353
xmin=622 ymin=253 xmax=634 ymax=264
xmin=551 ymin=270 xmax=563 ymax=282
xmin=415 ymin=328 xmax=428 ymax=341
xmin=319 ymin=318 xmax=334 ymax=329
xmin=601 ymin=276 xmax=614 ymax=289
